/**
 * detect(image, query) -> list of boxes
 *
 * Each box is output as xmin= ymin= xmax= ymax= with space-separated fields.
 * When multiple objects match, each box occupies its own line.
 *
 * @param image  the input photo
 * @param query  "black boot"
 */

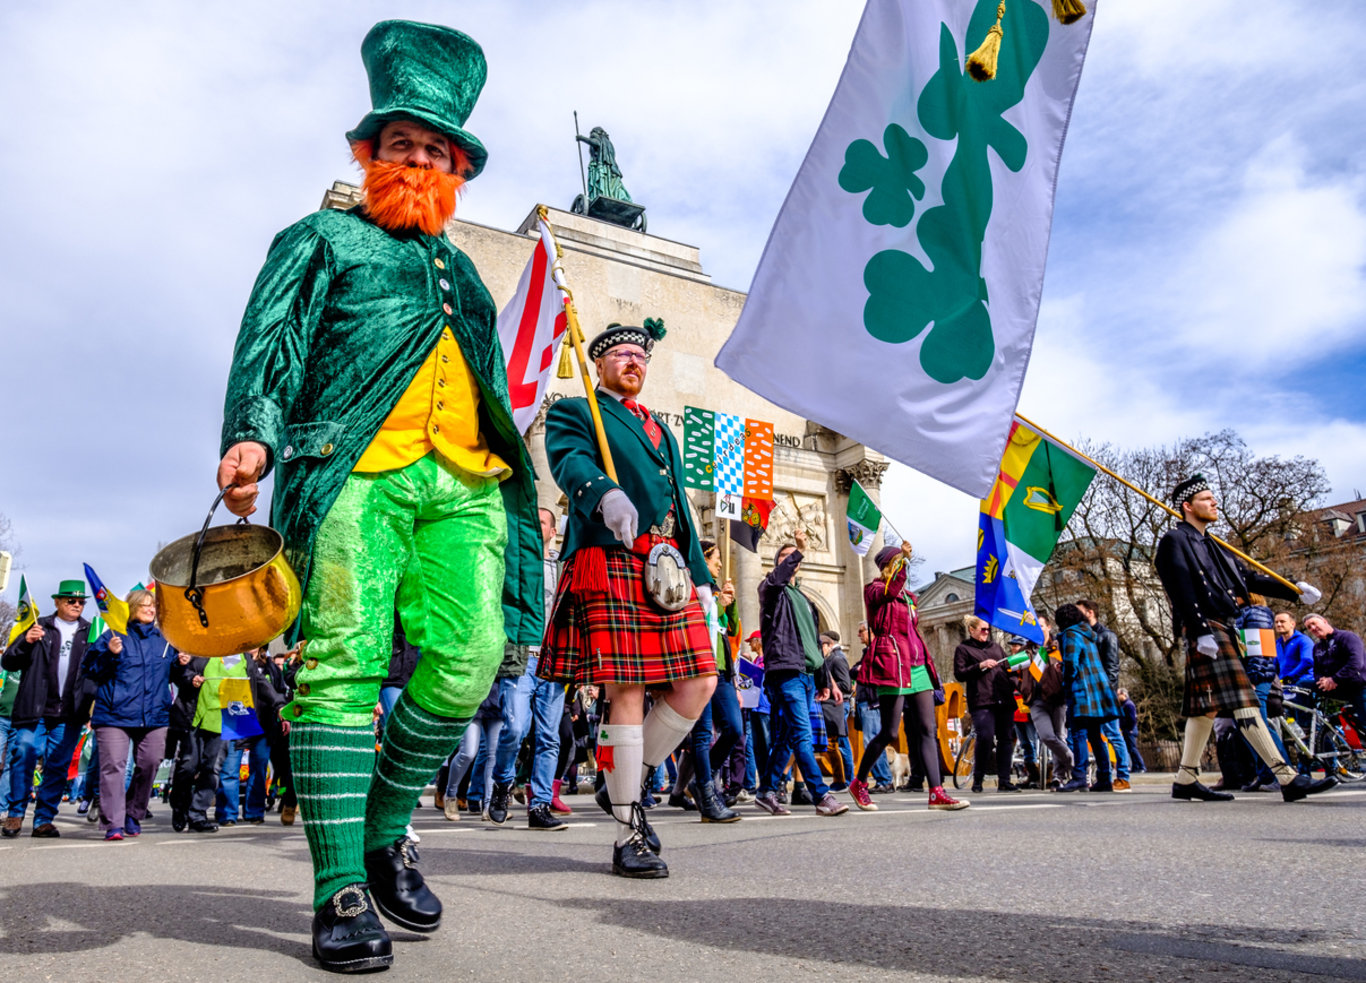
xmin=692 ymin=780 xmax=741 ymax=823
xmin=311 ymin=884 xmax=393 ymax=973
xmin=487 ymin=782 xmax=511 ymax=825
xmin=596 ymin=782 xmax=661 ymax=853
xmin=363 ymin=837 xmax=441 ymax=933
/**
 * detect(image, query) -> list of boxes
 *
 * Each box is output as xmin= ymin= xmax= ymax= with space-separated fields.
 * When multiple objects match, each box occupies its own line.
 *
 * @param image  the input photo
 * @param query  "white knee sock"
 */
xmin=1176 ymin=716 xmax=1214 ymax=785
xmin=599 ymin=724 xmax=643 ymax=845
xmin=641 ymin=699 xmax=698 ymax=784
xmin=1233 ymin=708 xmax=1295 ymax=784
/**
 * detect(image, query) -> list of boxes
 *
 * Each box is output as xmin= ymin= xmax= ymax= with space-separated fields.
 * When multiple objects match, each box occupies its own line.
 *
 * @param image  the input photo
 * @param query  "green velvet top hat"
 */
xmin=52 ymin=579 xmax=88 ymax=599
xmin=345 ymin=19 xmax=488 ymax=180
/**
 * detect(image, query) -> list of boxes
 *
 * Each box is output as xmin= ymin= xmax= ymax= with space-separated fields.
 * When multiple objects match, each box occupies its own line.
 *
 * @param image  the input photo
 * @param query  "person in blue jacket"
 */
xmin=1275 ymin=611 xmax=1318 ymax=776
xmin=81 ymin=589 xmax=175 ymax=840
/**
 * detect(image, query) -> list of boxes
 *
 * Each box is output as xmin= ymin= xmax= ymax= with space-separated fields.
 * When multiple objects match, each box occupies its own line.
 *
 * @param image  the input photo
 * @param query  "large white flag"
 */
xmin=497 ymin=216 xmax=568 ymax=434
xmin=715 ymin=0 xmax=1096 ymax=497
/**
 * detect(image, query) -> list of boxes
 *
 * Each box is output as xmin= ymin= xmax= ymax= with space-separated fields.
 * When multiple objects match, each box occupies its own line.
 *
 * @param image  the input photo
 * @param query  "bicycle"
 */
xmin=1275 ymin=685 xmax=1366 ymax=782
xmin=951 ymin=723 xmax=1031 ymax=789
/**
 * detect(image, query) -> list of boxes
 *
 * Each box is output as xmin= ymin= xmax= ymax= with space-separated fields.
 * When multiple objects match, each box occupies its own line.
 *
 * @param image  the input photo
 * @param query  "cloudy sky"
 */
xmin=2 ymin=0 xmax=1364 ymax=608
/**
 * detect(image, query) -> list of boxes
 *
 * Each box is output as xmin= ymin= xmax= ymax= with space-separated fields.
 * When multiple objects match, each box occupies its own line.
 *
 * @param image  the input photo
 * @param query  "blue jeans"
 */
xmin=378 ymin=685 xmax=404 ymax=720
xmin=493 ymin=656 xmax=567 ymax=806
xmin=856 ymin=702 xmax=894 ymax=786
xmin=1073 ymin=718 xmax=1131 ymax=781
xmin=7 ymin=719 xmax=83 ymax=825
xmin=241 ymin=735 xmax=273 ymax=820
xmin=692 ymin=674 xmax=744 ymax=788
xmin=217 ymin=742 xmax=244 ymax=822
xmin=761 ymin=671 xmax=829 ymax=800
xmin=0 ymin=717 xmax=16 ymax=812
xmin=445 ymin=717 xmax=503 ymax=806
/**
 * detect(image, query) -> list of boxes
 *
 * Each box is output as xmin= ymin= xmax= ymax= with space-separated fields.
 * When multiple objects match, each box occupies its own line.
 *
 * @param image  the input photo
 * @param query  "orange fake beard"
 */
xmin=352 ymin=140 xmax=467 ymax=236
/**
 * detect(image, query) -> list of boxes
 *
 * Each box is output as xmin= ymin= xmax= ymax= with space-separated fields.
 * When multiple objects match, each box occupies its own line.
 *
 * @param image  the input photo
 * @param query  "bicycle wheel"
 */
xmin=953 ymin=737 xmax=975 ymax=790
xmin=1323 ymin=727 xmax=1366 ymax=782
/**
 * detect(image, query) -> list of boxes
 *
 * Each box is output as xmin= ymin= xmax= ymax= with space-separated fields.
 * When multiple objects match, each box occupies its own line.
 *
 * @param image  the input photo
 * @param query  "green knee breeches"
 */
xmin=286 ymin=452 xmax=508 ymax=727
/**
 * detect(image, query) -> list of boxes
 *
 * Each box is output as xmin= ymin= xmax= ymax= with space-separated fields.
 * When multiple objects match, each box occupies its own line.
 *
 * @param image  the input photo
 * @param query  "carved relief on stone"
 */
xmin=834 ymin=459 xmax=890 ymax=493
xmin=761 ymin=493 xmax=828 ymax=551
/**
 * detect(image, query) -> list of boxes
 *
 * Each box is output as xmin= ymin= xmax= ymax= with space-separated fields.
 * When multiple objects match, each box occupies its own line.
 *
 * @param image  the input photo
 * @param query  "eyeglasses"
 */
xmin=605 ymin=350 xmax=650 ymax=365
xmin=59 ymin=598 xmax=86 ymax=606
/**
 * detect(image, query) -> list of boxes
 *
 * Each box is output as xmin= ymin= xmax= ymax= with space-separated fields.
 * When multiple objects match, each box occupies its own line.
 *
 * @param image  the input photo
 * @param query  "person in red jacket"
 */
xmin=848 ymin=542 xmax=967 ymax=812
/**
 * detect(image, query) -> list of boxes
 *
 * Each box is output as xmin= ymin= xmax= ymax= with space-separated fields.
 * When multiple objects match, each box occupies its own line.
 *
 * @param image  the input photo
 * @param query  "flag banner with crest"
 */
xmin=83 ymin=564 xmax=129 ymax=636
xmin=219 ymin=677 xmax=264 ymax=741
xmin=975 ymin=417 xmax=1095 ymax=643
xmin=682 ymin=406 xmax=776 ymax=520
xmin=715 ymin=0 xmax=1096 ymax=497
xmin=496 ymin=214 xmax=568 ymax=435
xmin=846 ymin=479 xmax=883 ymax=555
xmin=6 ymin=576 xmax=38 ymax=647
xmin=730 ymin=497 xmax=776 ymax=553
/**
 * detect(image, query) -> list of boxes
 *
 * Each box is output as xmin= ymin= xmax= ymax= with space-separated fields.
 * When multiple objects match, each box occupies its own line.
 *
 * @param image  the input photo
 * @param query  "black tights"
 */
xmin=857 ymin=690 xmax=940 ymax=787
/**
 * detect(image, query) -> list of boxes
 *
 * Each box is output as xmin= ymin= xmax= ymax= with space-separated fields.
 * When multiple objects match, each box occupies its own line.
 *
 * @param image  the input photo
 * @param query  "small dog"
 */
xmin=888 ymin=751 xmax=912 ymax=789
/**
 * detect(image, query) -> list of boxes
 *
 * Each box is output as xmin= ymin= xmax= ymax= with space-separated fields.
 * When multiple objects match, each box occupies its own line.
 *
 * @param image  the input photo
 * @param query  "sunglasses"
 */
xmin=59 ymin=598 xmax=86 ymax=606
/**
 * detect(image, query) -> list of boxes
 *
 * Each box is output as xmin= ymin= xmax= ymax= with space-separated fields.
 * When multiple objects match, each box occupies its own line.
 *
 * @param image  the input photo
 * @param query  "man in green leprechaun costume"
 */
xmin=215 ymin=20 xmax=542 ymax=973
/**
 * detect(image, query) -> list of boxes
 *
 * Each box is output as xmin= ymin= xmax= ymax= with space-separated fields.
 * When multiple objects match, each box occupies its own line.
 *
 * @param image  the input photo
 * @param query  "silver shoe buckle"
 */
xmin=333 ymin=885 xmax=368 ymax=919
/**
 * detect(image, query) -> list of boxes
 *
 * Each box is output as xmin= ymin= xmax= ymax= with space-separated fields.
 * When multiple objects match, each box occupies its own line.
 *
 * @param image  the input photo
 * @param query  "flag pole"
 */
xmin=1013 ymin=413 xmax=1300 ymax=595
xmin=539 ymin=205 xmax=617 ymax=483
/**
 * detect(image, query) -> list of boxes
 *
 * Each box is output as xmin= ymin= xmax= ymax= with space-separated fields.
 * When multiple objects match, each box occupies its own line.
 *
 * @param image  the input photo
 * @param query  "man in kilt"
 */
xmin=538 ymin=321 xmax=717 ymax=878
xmin=1155 ymin=474 xmax=1336 ymax=803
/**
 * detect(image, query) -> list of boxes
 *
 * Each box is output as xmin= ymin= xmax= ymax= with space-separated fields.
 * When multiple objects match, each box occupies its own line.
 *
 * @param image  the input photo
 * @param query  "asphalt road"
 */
xmin=1 ymin=778 xmax=1364 ymax=982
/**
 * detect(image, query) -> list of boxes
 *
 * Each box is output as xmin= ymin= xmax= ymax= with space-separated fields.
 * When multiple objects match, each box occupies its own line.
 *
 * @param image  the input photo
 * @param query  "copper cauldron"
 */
xmin=149 ymin=486 xmax=301 ymax=657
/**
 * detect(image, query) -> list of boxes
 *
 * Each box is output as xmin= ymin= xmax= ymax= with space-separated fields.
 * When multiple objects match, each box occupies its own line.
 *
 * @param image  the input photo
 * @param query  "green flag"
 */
xmin=682 ymin=406 xmax=716 ymax=491
xmin=87 ymin=614 xmax=106 ymax=644
xmin=846 ymin=480 xmax=882 ymax=556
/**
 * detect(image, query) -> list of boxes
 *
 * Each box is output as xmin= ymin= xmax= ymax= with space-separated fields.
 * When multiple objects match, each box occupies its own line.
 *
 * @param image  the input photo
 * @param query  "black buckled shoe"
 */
xmin=1281 ymin=774 xmax=1339 ymax=802
xmin=611 ymin=831 xmax=669 ymax=879
xmin=311 ymin=884 xmax=393 ymax=973
xmin=1171 ymin=781 xmax=1234 ymax=802
xmin=363 ymin=837 xmax=441 ymax=933
xmin=595 ymin=784 xmax=661 ymax=854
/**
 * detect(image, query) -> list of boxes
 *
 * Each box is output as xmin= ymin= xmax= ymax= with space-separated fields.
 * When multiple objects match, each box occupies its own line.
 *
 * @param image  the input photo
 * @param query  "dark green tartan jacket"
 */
xmin=219 ymin=207 xmax=544 ymax=646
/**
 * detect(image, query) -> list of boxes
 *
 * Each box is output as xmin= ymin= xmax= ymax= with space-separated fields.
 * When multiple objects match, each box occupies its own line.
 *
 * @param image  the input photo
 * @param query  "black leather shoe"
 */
xmin=997 ymin=782 xmax=1025 ymax=793
xmin=487 ymin=782 xmax=511 ymax=825
xmin=595 ymin=785 xmax=661 ymax=854
xmin=1281 ymin=774 xmax=1339 ymax=802
xmin=693 ymin=780 xmax=741 ymax=823
xmin=1171 ymin=781 xmax=1234 ymax=802
xmin=611 ymin=834 xmax=669 ymax=878
xmin=188 ymin=819 xmax=219 ymax=832
xmin=528 ymin=803 xmax=569 ymax=831
xmin=311 ymin=884 xmax=393 ymax=973
xmin=667 ymin=790 xmax=697 ymax=811
xmin=364 ymin=837 xmax=441 ymax=933
xmin=172 ymin=810 xmax=187 ymax=832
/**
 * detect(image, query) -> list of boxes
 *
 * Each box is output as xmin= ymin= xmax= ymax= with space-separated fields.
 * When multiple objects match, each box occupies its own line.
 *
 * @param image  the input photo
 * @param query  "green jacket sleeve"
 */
xmin=545 ymin=399 xmax=620 ymax=520
xmin=220 ymin=220 xmax=333 ymax=477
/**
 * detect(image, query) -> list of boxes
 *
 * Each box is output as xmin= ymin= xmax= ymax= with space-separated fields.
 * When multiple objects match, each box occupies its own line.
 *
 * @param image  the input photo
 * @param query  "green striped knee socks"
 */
xmin=365 ymin=691 xmax=471 ymax=853
xmin=289 ymin=722 xmax=375 ymax=909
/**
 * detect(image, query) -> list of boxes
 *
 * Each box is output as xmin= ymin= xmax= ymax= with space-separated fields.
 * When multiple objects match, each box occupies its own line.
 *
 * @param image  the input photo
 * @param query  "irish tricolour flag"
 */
xmin=846 ymin=480 xmax=883 ymax=556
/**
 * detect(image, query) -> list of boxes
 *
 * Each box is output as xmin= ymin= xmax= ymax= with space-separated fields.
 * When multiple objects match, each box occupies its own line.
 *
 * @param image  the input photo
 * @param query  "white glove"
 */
xmin=598 ymin=488 xmax=638 ymax=545
xmin=1296 ymin=582 xmax=1322 ymax=606
xmin=697 ymin=584 xmax=716 ymax=620
xmin=1195 ymin=634 xmax=1218 ymax=658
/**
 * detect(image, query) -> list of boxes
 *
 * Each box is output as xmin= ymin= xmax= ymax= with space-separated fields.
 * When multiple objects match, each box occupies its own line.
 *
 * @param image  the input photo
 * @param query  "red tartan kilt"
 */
xmin=1182 ymin=620 xmax=1259 ymax=716
xmin=538 ymin=547 xmax=716 ymax=687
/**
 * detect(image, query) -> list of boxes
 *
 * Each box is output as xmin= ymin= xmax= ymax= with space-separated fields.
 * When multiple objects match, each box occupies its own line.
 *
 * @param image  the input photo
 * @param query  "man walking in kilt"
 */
xmin=1155 ymin=475 xmax=1337 ymax=804
xmin=538 ymin=321 xmax=718 ymax=878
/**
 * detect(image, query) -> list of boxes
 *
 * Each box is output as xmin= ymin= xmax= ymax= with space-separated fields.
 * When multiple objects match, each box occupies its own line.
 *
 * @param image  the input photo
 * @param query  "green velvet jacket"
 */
xmin=220 ymin=207 xmax=544 ymax=646
xmin=544 ymin=392 xmax=711 ymax=587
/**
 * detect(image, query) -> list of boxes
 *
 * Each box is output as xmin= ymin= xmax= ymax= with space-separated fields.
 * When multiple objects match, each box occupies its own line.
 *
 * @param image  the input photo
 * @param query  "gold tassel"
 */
xmin=966 ymin=2 xmax=1006 ymax=82
xmin=556 ymin=336 xmax=575 ymax=379
xmin=1052 ymin=0 xmax=1086 ymax=25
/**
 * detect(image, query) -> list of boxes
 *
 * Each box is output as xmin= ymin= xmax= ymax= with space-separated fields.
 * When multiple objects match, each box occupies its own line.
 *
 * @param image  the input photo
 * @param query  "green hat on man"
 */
xmin=52 ymin=579 xmax=88 ymax=599
xmin=345 ymin=19 xmax=489 ymax=180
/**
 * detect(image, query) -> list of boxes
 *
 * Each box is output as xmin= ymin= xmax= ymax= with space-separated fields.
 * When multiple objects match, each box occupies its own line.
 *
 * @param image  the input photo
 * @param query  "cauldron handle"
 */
xmin=185 ymin=485 xmax=250 ymax=629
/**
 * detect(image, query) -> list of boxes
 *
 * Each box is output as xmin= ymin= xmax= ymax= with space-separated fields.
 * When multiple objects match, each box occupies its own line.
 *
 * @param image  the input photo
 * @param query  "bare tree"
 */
xmin=1034 ymin=430 xmax=1332 ymax=740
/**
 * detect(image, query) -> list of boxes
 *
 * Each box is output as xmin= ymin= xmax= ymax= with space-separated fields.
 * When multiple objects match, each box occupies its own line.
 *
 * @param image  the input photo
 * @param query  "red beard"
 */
xmin=352 ymin=141 xmax=466 ymax=235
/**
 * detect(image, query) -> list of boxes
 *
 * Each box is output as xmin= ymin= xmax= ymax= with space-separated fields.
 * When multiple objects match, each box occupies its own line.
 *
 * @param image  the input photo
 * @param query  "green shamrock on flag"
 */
xmin=840 ymin=0 xmax=1049 ymax=384
xmin=838 ymin=124 xmax=929 ymax=228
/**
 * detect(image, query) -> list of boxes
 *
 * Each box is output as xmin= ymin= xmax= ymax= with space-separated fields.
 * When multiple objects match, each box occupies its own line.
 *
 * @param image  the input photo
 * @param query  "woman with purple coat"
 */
xmin=848 ymin=542 xmax=968 ymax=812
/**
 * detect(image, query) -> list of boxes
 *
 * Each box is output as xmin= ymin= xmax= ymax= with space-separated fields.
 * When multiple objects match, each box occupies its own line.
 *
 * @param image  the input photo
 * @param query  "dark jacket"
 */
xmin=82 ymin=621 xmax=175 ymax=729
xmin=1239 ymin=604 xmax=1279 ymax=684
xmin=1059 ymin=622 xmax=1119 ymax=722
xmin=1092 ymin=620 xmax=1121 ymax=691
xmin=544 ymin=393 xmax=710 ymax=587
xmin=1313 ymin=629 xmax=1366 ymax=689
xmin=758 ymin=549 xmax=821 ymax=676
xmin=1018 ymin=653 xmax=1065 ymax=709
xmin=1154 ymin=520 xmax=1296 ymax=641
xmin=169 ymin=656 xmax=210 ymax=731
xmin=248 ymin=655 xmax=288 ymax=719
xmin=1119 ymin=697 xmax=1139 ymax=735
xmin=953 ymin=636 xmax=1014 ymax=711
xmin=384 ymin=614 xmax=422 ymax=690
xmin=1 ymin=613 xmax=92 ymax=726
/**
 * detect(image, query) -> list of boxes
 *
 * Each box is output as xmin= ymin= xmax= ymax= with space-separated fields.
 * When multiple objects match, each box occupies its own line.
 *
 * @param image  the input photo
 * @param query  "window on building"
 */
xmin=944 ymin=592 xmax=959 ymax=603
